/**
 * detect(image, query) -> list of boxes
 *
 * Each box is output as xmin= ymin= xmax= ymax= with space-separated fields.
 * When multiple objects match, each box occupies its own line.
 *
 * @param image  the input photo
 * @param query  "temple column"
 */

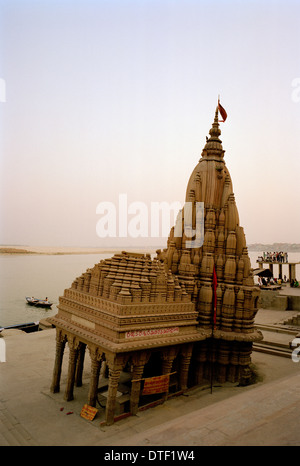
xmin=161 ymin=347 xmax=179 ymax=399
xmin=130 ymin=364 xmax=145 ymax=415
xmin=50 ymin=329 xmax=66 ymax=394
xmin=100 ymin=359 xmax=107 ymax=378
xmin=161 ymin=350 xmax=176 ymax=374
xmin=217 ymin=341 xmax=230 ymax=383
xmin=105 ymin=368 xmax=121 ymax=425
xmin=87 ymin=346 xmax=102 ymax=407
xmin=179 ymin=344 xmax=193 ymax=390
xmin=239 ymin=342 xmax=253 ymax=386
xmin=64 ymin=338 xmax=79 ymax=401
xmin=75 ymin=342 xmax=86 ymax=387
xmin=205 ymin=338 xmax=217 ymax=381
xmin=228 ymin=343 xmax=239 ymax=383
xmin=195 ymin=342 xmax=207 ymax=384
xmin=130 ymin=351 xmax=150 ymax=415
xmin=105 ymin=354 xmax=128 ymax=425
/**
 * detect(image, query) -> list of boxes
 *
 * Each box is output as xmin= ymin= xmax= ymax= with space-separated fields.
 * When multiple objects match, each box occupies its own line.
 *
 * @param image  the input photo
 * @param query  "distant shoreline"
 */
xmin=1 ymin=243 xmax=300 ymax=255
xmin=247 ymin=243 xmax=300 ymax=252
xmin=0 ymin=246 xmax=159 ymax=255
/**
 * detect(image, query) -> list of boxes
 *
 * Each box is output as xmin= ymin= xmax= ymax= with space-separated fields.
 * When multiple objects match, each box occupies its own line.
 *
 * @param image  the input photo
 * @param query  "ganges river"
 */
xmin=0 ymin=253 xmax=111 ymax=328
xmin=0 ymin=250 xmax=299 ymax=328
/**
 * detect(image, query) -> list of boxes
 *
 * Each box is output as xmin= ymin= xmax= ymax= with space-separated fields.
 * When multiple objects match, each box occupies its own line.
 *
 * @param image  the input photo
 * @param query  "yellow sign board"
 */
xmin=80 ymin=404 xmax=98 ymax=421
xmin=142 ymin=374 xmax=170 ymax=395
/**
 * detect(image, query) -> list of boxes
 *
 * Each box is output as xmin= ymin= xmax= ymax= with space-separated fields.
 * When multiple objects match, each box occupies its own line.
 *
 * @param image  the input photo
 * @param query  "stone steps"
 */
xmin=253 ymin=342 xmax=292 ymax=359
xmin=253 ymin=324 xmax=298 ymax=359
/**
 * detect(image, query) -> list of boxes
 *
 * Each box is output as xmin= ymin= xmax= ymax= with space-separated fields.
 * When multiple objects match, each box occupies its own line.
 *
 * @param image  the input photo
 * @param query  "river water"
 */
xmin=0 ymin=253 xmax=111 ymax=328
xmin=0 ymin=251 xmax=299 ymax=328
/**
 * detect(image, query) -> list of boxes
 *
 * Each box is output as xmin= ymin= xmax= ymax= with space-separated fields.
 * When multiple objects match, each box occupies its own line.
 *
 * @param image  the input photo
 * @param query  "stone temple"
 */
xmin=49 ymin=105 xmax=263 ymax=425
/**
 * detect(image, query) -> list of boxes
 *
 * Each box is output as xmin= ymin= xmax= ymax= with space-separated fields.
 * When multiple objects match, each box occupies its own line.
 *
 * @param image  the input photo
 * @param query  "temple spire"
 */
xmin=202 ymin=105 xmax=224 ymax=158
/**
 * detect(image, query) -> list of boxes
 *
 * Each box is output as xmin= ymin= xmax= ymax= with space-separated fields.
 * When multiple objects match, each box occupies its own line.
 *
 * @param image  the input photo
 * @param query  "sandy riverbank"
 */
xmin=0 ymin=245 xmax=159 ymax=255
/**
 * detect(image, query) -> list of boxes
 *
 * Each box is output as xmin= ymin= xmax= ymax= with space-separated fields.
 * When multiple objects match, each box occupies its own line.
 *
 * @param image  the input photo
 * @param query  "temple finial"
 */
xmin=209 ymin=106 xmax=222 ymax=140
xmin=214 ymin=106 xmax=219 ymax=124
xmin=201 ymin=104 xmax=224 ymax=158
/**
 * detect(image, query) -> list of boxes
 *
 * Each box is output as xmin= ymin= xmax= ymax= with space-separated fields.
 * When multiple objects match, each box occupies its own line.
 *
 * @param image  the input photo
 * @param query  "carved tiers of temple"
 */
xmin=49 ymin=105 xmax=263 ymax=425
xmin=50 ymin=251 xmax=207 ymax=353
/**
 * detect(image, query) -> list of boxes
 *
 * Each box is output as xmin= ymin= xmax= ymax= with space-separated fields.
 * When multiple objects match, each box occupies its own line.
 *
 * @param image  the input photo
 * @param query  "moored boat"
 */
xmin=0 ymin=321 xmax=40 ymax=333
xmin=26 ymin=297 xmax=53 ymax=308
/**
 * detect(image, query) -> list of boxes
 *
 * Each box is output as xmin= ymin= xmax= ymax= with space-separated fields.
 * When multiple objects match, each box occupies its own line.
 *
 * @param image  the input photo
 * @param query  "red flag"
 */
xmin=218 ymin=99 xmax=227 ymax=122
xmin=213 ymin=266 xmax=217 ymax=329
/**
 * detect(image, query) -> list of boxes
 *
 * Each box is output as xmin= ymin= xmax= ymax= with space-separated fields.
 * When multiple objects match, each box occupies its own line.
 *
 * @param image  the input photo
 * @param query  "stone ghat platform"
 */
xmin=1 ymin=305 xmax=300 ymax=446
xmin=258 ymin=284 xmax=300 ymax=311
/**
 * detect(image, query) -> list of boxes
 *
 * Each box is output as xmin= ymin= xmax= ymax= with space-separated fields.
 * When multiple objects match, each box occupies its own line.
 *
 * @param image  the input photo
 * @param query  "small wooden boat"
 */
xmin=1 ymin=321 xmax=40 ymax=333
xmin=26 ymin=297 xmax=53 ymax=308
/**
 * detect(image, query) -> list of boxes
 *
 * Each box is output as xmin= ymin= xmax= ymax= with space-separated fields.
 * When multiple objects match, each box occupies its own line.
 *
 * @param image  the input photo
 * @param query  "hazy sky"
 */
xmin=0 ymin=0 xmax=299 ymax=248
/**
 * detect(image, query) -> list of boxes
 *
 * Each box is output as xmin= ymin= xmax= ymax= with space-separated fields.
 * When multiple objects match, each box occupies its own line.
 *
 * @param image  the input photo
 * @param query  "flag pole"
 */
xmin=210 ymin=292 xmax=214 ymax=394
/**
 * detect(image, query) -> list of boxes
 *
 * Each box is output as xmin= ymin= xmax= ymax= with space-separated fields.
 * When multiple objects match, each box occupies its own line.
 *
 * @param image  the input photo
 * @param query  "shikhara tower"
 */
xmin=49 ymin=105 xmax=262 ymax=425
xmin=160 ymin=105 xmax=262 ymax=383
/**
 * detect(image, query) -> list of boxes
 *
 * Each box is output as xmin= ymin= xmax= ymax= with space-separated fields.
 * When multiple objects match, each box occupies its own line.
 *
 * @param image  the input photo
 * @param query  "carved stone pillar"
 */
xmin=239 ymin=342 xmax=253 ymax=386
xmin=130 ymin=364 xmax=144 ymax=415
xmin=179 ymin=344 xmax=193 ymax=390
xmin=228 ymin=342 xmax=239 ymax=383
xmin=87 ymin=346 xmax=102 ymax=407
xmin=161 ymin=347 xmax=178 ymax=374
xmin=75 ymin=343 xmax=86 ymax=387
xmin=217 ymin=341 xmax=230 ymax=383
xmin=195 ymin=342 xmax=207 ymax=384
xmin=105 ymin=368 xmax=121 ymax=425
xmin=161 ymin=347 xmax=179 ymax=399
xmin=100 ymin=359 xmax=107 ymax=378
xmin=130 ymin=351 xmax=150 ymax=415
xmin=50 ymin=329 xmax=66 ymax=394
xmin=105 ymin=353 xmax=128 ymax=425
xmin=205 ymin=339 xmax=217 ymax=381
xmin=64 ymin=337 xmax=79 ymax=401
